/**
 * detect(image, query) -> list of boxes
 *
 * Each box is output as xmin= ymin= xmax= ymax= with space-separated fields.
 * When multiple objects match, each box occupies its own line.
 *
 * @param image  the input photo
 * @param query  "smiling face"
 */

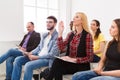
xmin=90 ymin=20 xmax=98 ymax=32
xmin=109 ymin=21 xmax=119 ymax=38
xmin=26 ymin=22 xmax=34 ymax=32
xmin=46 ymin=19 xmax=56 ymax=30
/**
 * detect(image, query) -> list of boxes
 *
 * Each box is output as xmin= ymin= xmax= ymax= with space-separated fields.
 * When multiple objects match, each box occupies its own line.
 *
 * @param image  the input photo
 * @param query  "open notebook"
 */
xmin=54 ymin=56 xmax=76 ymax=63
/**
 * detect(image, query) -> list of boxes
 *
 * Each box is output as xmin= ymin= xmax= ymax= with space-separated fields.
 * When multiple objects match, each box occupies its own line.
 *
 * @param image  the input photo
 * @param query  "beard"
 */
xmin=47 ymin=26 xmax=54 ymax=30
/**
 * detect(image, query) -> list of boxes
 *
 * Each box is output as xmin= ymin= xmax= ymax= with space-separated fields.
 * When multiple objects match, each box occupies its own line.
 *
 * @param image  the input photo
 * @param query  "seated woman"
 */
xmin=72 ymin=18 xmax=120 ymax=80
xmin=90 ymin=19 xmax=106 ymax=62
xmin=46 ymin=12 xmax=93 ymax=80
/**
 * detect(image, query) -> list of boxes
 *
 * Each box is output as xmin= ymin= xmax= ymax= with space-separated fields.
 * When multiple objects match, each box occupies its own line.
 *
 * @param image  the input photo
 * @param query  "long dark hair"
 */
xmin=92 ymin=19 xmax=101 ymax=40
xmin=108 ymin=18 xmax=120 ymax=52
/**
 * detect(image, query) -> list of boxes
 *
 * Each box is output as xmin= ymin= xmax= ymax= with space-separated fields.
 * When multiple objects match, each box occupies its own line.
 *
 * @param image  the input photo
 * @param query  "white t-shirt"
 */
xmin=38 ymin=35 xmax=51 ymax=56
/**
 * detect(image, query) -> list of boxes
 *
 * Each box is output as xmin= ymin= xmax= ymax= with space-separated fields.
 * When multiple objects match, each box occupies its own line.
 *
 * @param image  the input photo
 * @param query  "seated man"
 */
xmin=0 ymin=22 xmax=40 ymax=80
xmin=11 ymin=16 xmax=60 ymax=80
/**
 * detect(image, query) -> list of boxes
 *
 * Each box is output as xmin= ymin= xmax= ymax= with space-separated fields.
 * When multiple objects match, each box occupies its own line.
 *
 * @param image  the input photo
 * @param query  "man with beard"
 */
xmin=11 ymin=16 xmax=59 ymax=80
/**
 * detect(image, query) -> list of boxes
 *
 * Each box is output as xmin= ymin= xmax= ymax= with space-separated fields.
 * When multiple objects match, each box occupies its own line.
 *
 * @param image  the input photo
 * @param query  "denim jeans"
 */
xmin=0 ymin=48 xmax=23 ymax=80
xmin=6 ymin=57 xmax=15 ymax=80
xmin=72 ymin=70 xmax=120 ymax=80
xmin=90 ymin=76 xmax=120 ymax=80
xmin=11 ymin=56 xmax=49 ymax=80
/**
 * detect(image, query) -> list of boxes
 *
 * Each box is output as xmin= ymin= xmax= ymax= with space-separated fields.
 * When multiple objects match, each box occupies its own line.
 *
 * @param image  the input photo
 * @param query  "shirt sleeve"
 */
xmin=76 ymin=33 xmax=93 ymax=63
xmin=99 ymin=33 xmax=106 ymax=42
xmin=57 ymin=32 xmax=72 ymax=51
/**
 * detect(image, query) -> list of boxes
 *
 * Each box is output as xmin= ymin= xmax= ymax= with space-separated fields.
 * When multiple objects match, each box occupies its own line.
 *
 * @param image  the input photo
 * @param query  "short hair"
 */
xmin=29 ymin=22 xmax=34 ymax=26
xmin=47 ymin=16 xmax=57 ymax=23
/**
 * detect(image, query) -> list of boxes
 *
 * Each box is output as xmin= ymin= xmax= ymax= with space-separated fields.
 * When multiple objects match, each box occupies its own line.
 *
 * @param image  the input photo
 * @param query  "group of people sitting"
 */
xmin=0 ymin=12 xmax=120 ymax=80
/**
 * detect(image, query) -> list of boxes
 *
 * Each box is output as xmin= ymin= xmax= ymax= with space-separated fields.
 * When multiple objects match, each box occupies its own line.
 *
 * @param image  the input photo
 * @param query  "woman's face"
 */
xmin=90 ymin=21 xmax=98 ymax=31
xmin=109 ymin=21 xmax=118 ymax=38
xmin=73 ymin=13 xmax=82 ymax=27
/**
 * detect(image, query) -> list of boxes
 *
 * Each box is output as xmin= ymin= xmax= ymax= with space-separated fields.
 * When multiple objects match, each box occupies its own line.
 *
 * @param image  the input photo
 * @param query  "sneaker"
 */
xmin=33 ymin=74 xmax=39 ymax=80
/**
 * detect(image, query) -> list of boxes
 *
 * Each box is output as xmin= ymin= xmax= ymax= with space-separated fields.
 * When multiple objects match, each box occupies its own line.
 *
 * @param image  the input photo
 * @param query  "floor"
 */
xmin=0 ymin=63 xmax=98 ymax=80
xmin=0 ymin=74 xmax=72 ymax=80
xmin=0 ymin=75 xmax=5 ymax=80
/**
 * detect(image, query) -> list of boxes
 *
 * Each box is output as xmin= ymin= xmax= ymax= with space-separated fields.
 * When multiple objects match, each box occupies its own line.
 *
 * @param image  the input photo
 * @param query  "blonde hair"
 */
xmin=76 ymin=12 xmax=90 ymax=33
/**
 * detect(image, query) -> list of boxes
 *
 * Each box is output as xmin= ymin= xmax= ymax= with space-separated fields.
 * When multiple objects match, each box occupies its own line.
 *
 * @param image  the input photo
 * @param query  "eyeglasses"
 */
xmin=46 ymin=21 xmax=54 ymax=23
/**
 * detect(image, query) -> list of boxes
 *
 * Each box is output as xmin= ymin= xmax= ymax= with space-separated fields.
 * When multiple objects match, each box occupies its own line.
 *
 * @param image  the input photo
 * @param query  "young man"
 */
xmin=11 ymin=16 xmax=60 ymax=80
xmin=0 ymin=22 xmax=40 ymax=80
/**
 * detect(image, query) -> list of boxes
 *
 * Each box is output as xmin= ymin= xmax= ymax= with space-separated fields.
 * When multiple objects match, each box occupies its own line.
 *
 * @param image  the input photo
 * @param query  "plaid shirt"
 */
xmin=57 ymin=32 xmax=93 ymax=63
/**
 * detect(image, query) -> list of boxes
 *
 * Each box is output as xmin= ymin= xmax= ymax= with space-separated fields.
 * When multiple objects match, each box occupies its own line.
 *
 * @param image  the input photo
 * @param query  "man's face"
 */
xmin=26 ymin=22 xmax=34 ymax=32
xmin=46 ymin=19 xmax=56 ymax=30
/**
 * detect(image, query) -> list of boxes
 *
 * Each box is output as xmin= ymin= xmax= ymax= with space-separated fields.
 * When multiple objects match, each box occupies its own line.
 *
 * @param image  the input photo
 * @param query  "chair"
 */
xmin=33 ymin=67 xmax=48 ymax=80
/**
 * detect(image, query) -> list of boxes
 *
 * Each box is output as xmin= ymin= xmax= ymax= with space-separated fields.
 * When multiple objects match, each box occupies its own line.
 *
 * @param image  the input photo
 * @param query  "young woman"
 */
xmin=90 ymin=20 xmax=106 ymax=62
xmin=72 ymin=18 xmax=120 ymax=80
xmin=46 ymin=12 xmax=93 ymax=80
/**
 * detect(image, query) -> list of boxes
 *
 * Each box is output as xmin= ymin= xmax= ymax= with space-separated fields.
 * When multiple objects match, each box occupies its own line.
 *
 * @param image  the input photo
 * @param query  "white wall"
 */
xmin=59 ymin=0 xmax=72 ymax=38
xmin=0 ymin=0 xmax=24 ymax=41
xmin=71 ymin=0 xmax=120 ymax=40
xmin=1 ymin=0 xmax=120 ymax=41
xmin=0 ymin=0 xmax=72 ymax=41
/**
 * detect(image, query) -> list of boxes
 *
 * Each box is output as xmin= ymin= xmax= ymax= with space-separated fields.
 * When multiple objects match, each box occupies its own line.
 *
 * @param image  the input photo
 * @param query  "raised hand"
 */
xmin=58 ymin=21 xmax=64 ymax=37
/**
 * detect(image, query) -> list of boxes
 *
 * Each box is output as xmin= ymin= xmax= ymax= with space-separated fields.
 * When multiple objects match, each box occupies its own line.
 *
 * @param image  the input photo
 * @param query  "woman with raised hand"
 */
xmin=46 ymin=12 xmax=93 ymax=80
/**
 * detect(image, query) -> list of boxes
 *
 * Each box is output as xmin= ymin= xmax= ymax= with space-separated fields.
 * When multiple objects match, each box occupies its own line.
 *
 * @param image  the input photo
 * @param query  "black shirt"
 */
xmin=104 ymin=40 xmax=120 ymax=71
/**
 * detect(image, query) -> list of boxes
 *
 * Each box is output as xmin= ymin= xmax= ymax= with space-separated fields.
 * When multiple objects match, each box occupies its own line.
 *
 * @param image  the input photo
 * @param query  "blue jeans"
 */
xmin=11 ymin=56 xmax=49 ymax=80
xmin=72 ymin=70 xmax=120 ymax=80
xmin=0 ymin=48 xmax=23 ymax=80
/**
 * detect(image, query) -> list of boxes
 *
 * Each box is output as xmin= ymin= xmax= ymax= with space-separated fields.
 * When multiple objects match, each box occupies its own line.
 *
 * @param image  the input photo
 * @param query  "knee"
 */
xmin=24 ymin=62 xmax=33 ymax=71
xmin=14 ymin=57 xmax=22 ymax=65
xmin=7 ymin=48 xmax=17 ymax=55
xmin=72 ymin=72 xmax=80 ymax=80
xmin=90 ymin=76 xmax=109 ymax=80
xmin=8 ymin=48 xmax=16 ymax=52
xmin=6 ymin=56 xmax=15 ymax=63
xmin=72 ymin=72 xmax=86 ymax=80
xmin=72 ymin=71 xmax=95 ymax=80
xmin=52 ymin=58 xmax=62 ymax=67
xmin=90 ymin=77 xmax=100 ymax=80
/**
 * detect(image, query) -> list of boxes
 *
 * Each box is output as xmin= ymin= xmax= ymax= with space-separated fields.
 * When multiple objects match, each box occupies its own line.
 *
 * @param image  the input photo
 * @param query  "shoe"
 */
xmin=33 ymin=74 xmax=39 ymax=80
